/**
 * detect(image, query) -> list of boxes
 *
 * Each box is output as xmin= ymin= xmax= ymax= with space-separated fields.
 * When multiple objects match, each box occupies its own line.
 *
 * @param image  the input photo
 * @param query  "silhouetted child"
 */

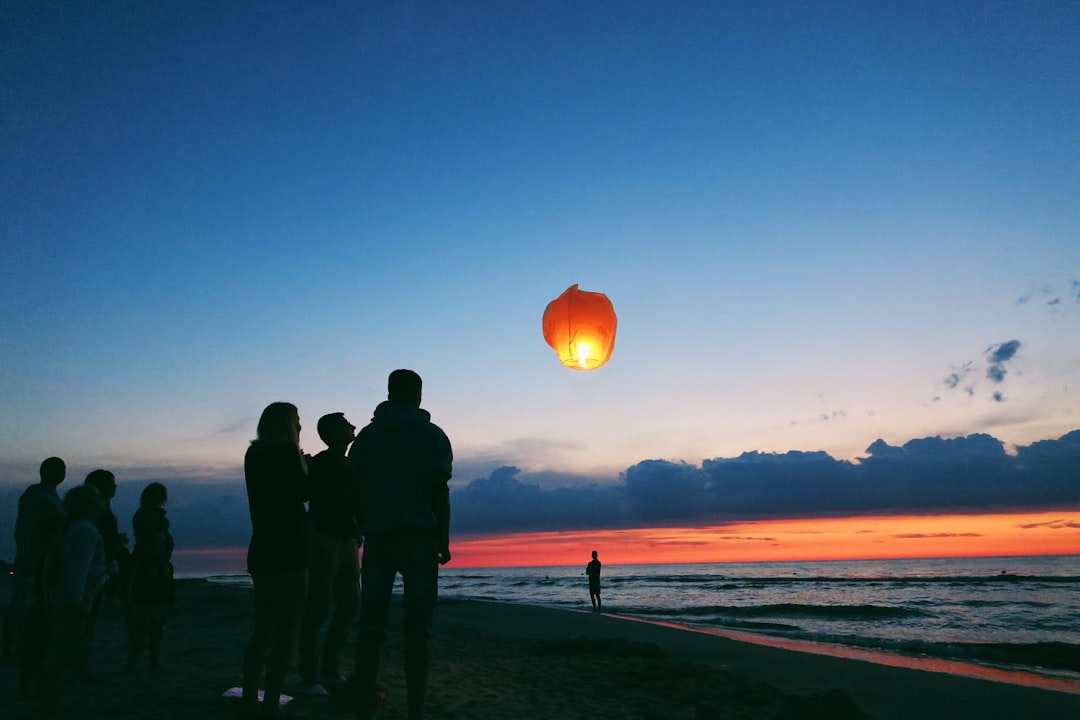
xmin=126 ymin=482 xmax=176 ymax=671
xmin=586 ymin=550 xmax=602 ymax=613
xmin=37 ymin=484 xmax=109 ymax=715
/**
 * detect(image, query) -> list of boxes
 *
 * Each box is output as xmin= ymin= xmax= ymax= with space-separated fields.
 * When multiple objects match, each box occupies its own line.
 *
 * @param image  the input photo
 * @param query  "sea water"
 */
xmin=191 ymin=553 xmax=1080 ymax=684
xmin=436 ymin=555 xmax=1080 ymax=683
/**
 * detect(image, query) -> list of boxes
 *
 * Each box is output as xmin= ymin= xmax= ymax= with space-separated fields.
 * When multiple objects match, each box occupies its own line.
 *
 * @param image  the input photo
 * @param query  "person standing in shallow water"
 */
xmin=586 ymin=550 xmax=602 ymax=613
xmin=241 ymin=402 xmax=311 ymax=719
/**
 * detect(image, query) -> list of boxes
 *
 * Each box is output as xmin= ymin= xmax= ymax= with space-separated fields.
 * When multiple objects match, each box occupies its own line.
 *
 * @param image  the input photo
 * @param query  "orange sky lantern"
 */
xmin=542 ymin=284 xmax=618 ymax=370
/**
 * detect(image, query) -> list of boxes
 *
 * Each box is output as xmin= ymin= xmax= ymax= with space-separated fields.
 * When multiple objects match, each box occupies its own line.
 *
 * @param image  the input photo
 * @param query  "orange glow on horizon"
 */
xmin=448 ymin=510 xmax=1080 ymax=568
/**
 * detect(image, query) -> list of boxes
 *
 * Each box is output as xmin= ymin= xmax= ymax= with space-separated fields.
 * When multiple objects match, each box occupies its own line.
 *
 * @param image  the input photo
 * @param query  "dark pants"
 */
xmin=298 ymin=531 xmax=359 ymax=684
xmin=242 ymin=568 xmax=308 ymax=712
xmin=1 ymin=569 xmax=32 ymax=660
xmin=353 ymin=533 xmax=439 ymax=720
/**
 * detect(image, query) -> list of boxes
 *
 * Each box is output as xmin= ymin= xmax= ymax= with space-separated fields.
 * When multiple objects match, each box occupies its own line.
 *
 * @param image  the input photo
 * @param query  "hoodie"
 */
xmin=348 ymin=401 xmax=452 ymax=546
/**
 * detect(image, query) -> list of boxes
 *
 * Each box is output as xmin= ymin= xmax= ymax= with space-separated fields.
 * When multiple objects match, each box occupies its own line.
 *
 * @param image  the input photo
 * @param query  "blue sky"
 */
xmin=2 ymin=1 xmax=1078 ymax=509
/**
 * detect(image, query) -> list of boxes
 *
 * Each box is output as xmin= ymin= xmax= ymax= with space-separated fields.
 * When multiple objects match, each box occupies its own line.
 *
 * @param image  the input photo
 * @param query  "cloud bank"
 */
xmin=1 ymin=430 xmax=1078 ymax=557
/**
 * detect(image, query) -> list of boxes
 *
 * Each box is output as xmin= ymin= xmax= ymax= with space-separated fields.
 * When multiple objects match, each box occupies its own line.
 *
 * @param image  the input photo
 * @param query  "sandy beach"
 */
xmin=2 ymin=577 xmax=1079 ymax=720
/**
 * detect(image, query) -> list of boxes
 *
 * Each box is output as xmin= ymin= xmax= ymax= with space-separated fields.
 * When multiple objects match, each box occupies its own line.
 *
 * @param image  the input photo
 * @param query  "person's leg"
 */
xmin=77 ymin=587 xmax=105 ymax=679
xmin=263 ymin=568 xmax=308 ymax=712
xmin=1 ymin=570 xmax=31 ymax=662
xmin=322 ymin=537 xmax=359 ymax=680
xmin=147 ymin=607 xmax=167 ymax=670
xmin=38 ymin=611 xmax=84 ymax=716
xmin=401 ymin=537 xmax=439 ymax=720
xmin=126 ymin=604 xmax=146 ymax=669
xmin=298 ymin=530 xmax=334 ymax=687
xmin=242 ymin=573 xmax=276 ymax=712
xmin=353 ymin=540 xmax=396 ymax=720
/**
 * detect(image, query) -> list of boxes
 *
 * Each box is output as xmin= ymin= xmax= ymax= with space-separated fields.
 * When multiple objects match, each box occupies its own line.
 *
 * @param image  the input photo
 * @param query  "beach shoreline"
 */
xmin=2 ymin=577 xmax=1079 ymax=719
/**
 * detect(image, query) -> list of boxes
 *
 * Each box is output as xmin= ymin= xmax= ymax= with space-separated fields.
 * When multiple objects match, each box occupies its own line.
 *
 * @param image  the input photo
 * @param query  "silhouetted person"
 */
xmin=348 ymin=369 xmax=452 ymax=720
xmin=3 ymin=457 xmax=66 ymax=664
xmin=126 ymin=482 xmax=176 ymax=671
xmin=79 ymin=468 xmax=126 ymax=680
xmin=38 ymin=484 xmax=109 ymax=716
xmin=242 ymin=402 xmax=311 ymax=719
xmin=586 ymin=550 xmax=602 ymax=613
xmin=298 ymin=412 xmax=360 ymax=694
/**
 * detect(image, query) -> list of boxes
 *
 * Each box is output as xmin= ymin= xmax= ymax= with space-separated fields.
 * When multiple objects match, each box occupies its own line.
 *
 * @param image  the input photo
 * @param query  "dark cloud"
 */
xmin=1018 ymin=519 xmax=1080 ymax=530
xmin=893 ymin=533 xmax=982 ymax=539
xmin=985 ymin=340 xmax=1021 ymax=396
xmin=449 ymin=430 xmax=1080 ymax=537
xmin=941 ymin=342 xmax=1021 ymax=402
xmin=5 ymin=431 xmax=1079 ymax=560
xmin=987 ymin=340 xmax=1021 ymax=366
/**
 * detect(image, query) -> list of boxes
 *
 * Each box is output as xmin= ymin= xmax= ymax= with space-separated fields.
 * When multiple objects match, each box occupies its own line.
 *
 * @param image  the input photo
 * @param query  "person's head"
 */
xmin=40 ymin=457 xmax=66 ymax=488
xmin=255 ymin=402 xmax=301 ymax=445
xmin=317 ymin=412 xmax=356 ymax=448
xmin=140 ymin=482 xmax=168 ymax=508
xmin=84 ymin=469 xmax=117 ymax=500
xmin=388 ymin=369 xmax=422 ymax=406
xmin=63 ymin=484 xmax=103 ymax=522
xmin=592 ymin=550 xmax=598 ymax=559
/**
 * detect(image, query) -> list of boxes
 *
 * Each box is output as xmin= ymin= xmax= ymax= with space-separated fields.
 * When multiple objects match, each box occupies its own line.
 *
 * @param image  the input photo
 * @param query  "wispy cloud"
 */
xmin=892 ymin=532 xmax=982 ymax=539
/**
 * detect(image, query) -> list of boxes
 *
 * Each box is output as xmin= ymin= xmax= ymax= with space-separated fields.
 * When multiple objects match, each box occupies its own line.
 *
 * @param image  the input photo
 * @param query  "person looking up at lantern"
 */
xmin=241 ymin=402 xmax=310 ymax=719
xmin=298 ymin=412 xmax=360 ymax=695
xmin=348 ymin=369 xmax=452 ymax=720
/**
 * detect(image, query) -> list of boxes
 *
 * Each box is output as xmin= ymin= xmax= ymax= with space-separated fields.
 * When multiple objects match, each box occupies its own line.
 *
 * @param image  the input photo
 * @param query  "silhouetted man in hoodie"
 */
xmin=348 ymin=369 xmax=452 ymax=720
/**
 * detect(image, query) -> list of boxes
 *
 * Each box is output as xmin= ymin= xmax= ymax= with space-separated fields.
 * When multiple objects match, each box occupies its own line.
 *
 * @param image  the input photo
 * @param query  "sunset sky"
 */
xmin=2 ymin=2 xmax=1078 ymax=567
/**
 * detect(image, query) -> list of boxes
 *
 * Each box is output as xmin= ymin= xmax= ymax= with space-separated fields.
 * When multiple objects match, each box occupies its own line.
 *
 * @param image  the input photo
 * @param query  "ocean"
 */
xmin=186 ymin=552 xmax=1080 ymax=690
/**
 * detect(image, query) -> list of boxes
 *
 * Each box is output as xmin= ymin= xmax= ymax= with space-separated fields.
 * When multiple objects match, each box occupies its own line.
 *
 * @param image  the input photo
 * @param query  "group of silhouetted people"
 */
xmin=241 ymin=368 xmax=453 ymax=720
xmin=1 ymin=458 xmax=176 ymax=715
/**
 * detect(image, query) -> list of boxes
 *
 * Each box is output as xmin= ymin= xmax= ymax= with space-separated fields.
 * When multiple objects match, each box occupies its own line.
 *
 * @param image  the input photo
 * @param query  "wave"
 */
xmin=630 ymin=603 xmax=929 ymax=621
xmin=609 ymin=574 xmax=1080 ymax=585
xmin=792 ymin=634 xmax=1080 ymax=674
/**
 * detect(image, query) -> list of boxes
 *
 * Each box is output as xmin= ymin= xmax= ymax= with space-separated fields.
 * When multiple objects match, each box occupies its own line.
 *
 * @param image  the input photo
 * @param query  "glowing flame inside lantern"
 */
xmin=542 ymin=284 xmax=617 ymax=370
xmin=575 ymin=342 xmax=591 ymax=368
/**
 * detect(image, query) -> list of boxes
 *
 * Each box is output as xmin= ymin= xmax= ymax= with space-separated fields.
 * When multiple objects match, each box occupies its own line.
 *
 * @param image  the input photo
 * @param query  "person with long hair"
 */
xmin=241 ymin=402 xmax=310 ymax=718
xmin=126 ymin=482 xmax=175 ymax=671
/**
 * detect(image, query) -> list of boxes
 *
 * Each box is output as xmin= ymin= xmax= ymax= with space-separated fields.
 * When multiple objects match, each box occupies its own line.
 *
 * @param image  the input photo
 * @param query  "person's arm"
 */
xmin=431 ymin=429 xmax=453 ymax=564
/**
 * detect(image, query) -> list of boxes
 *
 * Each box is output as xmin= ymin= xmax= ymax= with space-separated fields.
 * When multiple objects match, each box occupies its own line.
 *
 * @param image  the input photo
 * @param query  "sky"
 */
xmin=2 ymin=2 xmax=1079 ymax=566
